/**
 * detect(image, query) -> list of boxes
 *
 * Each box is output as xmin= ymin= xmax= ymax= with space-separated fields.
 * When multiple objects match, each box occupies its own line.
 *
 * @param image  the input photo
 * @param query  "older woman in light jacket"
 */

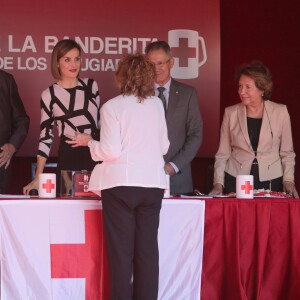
xmin=210 ymin=61 xmax=298 ymax=198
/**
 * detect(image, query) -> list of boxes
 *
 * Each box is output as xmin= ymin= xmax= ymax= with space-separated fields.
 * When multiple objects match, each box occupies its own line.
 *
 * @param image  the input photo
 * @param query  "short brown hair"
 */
xmin=115 ymin=53 xmax=155 ymax=102
xmin=236 ymin=61 xmax=273 ymax=100
xmin=51 ymin=39 xmax=81 ymax=80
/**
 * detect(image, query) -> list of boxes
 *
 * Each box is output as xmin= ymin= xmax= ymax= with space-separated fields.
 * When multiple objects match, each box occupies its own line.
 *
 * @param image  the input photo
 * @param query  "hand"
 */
xmin=283 ymin=181 xmax=299 ymax=198
xmin=164 ymin=162 xmax=176 ymax=176
xmin=23 ymin=177 xmax=39 ymax=195
xmin=0 ymin=143 xmax=16 ymax=169
xmin=65 ymin=132 xmax=92 ymax=147
xmin=209 ymin=183 xmax=223 ymax=196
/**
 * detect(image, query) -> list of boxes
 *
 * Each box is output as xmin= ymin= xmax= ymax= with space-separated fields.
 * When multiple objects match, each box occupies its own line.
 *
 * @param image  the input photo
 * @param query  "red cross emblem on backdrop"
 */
xmin=241 ymin=181 xmax=253 ymax=194
xmin=171 ymin=38 xmax=197 ymax=67
xmin=51 ymin=210 xmax=110 ymax=299
xmin=42 ymin=179 xmax=55 ymax=193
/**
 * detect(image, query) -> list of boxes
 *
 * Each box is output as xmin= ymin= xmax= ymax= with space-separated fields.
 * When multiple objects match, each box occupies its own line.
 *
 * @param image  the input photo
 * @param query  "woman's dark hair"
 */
xmin=51 ymin=39 xmax=81 ymax=80
xmin=115 ymin=53 xmax=156 ymax=101
xmin=236 ymin=61 xmax=273 ymax=100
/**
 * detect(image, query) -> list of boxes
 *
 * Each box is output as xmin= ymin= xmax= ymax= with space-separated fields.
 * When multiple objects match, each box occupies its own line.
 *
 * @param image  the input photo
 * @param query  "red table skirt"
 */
xmin=201 ymin=198 xmax=300 ymax=300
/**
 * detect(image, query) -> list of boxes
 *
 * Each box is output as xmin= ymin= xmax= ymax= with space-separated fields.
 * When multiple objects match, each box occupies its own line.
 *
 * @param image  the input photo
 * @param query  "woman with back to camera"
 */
xmin=67 ymin=53 xmax=170 ymax=299
xmin=23 ymin=39 xmax=100 ymax=195
xmin=209 ymin=61 xmax=298 ymax=198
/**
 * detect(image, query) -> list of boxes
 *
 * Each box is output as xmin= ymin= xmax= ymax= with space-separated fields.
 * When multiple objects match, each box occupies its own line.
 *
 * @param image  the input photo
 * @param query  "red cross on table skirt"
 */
xmin=51 ymin=210 xmax=110 ymax=299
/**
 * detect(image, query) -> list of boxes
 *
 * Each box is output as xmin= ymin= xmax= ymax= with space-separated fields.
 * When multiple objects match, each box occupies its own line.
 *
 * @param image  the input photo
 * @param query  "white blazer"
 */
xmin=88 ymin=94 xmax=170 ymax=195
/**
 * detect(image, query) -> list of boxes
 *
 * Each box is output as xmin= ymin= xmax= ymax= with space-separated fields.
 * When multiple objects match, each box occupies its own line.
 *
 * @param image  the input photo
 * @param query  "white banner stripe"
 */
xmin=0 ymin=199 xmax=205 ymax=300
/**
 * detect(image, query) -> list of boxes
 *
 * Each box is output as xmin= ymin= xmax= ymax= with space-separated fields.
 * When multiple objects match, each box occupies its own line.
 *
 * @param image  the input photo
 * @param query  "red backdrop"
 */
xmin=0 ymin=0 xmax=220 ymax=157
xmin=220 ymin=0 xmax=300 ymax=190
xmin=1 ymin=0 xmax=299 ymax=192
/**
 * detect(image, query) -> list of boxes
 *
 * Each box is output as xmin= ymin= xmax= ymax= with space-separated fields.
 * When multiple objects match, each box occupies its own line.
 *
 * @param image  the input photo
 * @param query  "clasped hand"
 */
xmin=164 ymin=163 xmax=176 ymax=176
xmin=0 ymin=143 xmax=16 ymax=169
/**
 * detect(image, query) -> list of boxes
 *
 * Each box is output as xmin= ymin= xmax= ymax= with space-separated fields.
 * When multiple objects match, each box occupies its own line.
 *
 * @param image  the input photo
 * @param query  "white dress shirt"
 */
xmin=88 ymin=94 xmax=170 ymax=195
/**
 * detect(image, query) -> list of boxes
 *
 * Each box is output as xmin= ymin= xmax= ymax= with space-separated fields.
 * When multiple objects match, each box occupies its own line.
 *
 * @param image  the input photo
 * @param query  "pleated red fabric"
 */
xmin=201 ymin=198 xmax=300 ymax=300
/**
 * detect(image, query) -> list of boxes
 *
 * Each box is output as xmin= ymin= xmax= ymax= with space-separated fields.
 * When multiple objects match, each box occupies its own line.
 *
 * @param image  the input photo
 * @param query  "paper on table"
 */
xmin=180 ymin=195 xmax=213 ymax=198
xmin=0 ymin=194 xmax=31 ymax=199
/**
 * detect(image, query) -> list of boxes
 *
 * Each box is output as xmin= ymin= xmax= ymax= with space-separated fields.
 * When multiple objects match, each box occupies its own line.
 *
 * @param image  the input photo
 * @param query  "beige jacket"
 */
xmin=214 ymin=100 xmax=296 ymax=186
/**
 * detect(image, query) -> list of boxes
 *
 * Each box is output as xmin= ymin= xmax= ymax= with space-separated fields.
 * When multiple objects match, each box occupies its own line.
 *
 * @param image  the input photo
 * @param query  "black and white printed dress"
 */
xmin=38 ymin=78 xmax=100 ymax=173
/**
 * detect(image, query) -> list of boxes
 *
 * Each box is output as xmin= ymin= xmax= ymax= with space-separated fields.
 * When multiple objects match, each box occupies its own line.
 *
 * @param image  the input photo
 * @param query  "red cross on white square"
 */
xmin=241 ymin=181 xmax=253 ymax=194
xmin=42 ymin=179 xmax=55 ymax=193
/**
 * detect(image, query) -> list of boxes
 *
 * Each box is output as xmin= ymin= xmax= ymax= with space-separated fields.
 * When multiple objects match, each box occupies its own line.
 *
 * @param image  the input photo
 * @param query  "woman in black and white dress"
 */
xmin=23 ymin=39 xmax=100 ymax=195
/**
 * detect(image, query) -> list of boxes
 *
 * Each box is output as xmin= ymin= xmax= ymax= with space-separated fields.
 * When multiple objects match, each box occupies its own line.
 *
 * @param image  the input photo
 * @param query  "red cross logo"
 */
xmin=171 ymin=38 xmax=197 ymax=67
xmin=51 ymin=210 xmax=110 ymax=299
xmin=241 ymin=181 xmax=253 ymax=194
xmin=42 ymin=179 xmax=55 ymax=193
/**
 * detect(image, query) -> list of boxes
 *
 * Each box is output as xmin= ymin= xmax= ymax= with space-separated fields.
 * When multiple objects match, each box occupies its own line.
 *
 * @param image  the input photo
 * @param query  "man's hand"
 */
xmin=164 ymin=162 xmax=176 ymax=176
xmin=0 ymin=143 xmax=16 ymax=169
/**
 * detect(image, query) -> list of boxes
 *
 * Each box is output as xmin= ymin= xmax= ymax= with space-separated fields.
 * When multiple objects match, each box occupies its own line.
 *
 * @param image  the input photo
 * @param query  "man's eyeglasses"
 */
xmin=152 ymin=59 xmax=171 ymax=67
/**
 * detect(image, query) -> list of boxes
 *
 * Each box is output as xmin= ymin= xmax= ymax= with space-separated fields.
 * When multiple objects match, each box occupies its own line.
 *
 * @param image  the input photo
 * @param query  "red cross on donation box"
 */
xmin=42 ymin=179 xmax=55 ymax=193
xmin=236 ymin=175 xmax=254 ymax=199
xmin=241 ymin=181 xmax=253 ymax=194
xmin=39 ymin=173 xmax=56 ymax=198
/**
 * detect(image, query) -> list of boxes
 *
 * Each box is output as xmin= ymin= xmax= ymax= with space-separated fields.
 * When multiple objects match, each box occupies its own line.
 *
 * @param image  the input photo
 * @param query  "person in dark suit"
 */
xmin=0 ymin=70 xmax=29 ymax=194
xmin=145 ymin=41 xmax=203 ymax=195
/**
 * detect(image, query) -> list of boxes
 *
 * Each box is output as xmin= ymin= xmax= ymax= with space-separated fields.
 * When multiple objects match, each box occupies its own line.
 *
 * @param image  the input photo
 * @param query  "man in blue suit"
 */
xmin=145 ymin=41 xmax=203 ymax=195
